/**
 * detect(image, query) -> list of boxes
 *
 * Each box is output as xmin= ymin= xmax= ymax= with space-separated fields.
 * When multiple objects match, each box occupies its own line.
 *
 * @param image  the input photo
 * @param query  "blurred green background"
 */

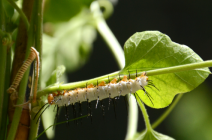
xmin=37 ymin=0 xmax=212 ymax=139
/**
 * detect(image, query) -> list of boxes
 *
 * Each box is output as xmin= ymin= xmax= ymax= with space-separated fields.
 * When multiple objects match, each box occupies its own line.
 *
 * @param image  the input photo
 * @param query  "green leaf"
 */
xmin=44 ymin=0 xmax=93 ymax=23
xmin=122 ymin=31 xmax=210 ymax=108
xmin=3 ymin=0 xmax=16 ymax=32
xmin=42 ymin=10 xmax=96 ymax=87
xmin=3 ymin=0 xmax=14 ymax=18
xmin=46 ymin=65 xmax=66 ymax=86
xmin=135 ymin=130 xmax=175 ymax=140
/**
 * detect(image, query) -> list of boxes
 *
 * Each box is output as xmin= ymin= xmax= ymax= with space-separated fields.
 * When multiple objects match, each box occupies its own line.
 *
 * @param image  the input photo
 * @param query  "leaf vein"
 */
xmin=174 ymin=73 xmax=194 ymax=88
xmin=140 ymin=34 xmax=165 ymax=58
xmin=196 ymin=70 xmax=206 ymax=79
xmin=179 ymin=53 xmax=195 ymax=64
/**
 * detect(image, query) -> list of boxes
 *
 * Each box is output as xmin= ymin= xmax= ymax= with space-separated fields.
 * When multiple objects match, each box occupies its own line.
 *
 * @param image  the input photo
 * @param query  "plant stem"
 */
xmin=91 ymin=2 xmax=138 ymax=139
xmin=37 ymin=60 xmax=212 ymax=97
xmin=0 ymin=37 xmax=7 ymax=140
xmin=7 ymin=50 xmax=31 ymax=140
xmin=29 ymin=0 xmax=43 ymax=138
xmin=125 ymin=94 xmax=138 ymax=140
xmin=151 ymin=94 xmax=183 ymax=129
xmin=146 ymin=60 xmax=212 ymax=76
xmin=0 ymin=47 xmax=12 ymax=140
xmin=35 ymin=115 xmax=87 ymax=139
xmin=7 ymin=0 xmax=35 ymax=139
xmin=136 ymin=96 xmax=152 ymax=131
xmin=7 ymin=0 xmax=30 ymax=30
xmin=29 ymin=113 xmax=39 ymax=140
xmin=0 ymin=0 xmax=5 ymax=31
xmin=0 ymin=0 xmax=6 ymax=138
xmin=90 ymin=1 xmax=125 ymax=68
xmin=33 ymin=0 xmax=43 ymax=103
xmin=0 ymin=29 xmax=4 ymax=36
xmin=37 ymin=71 xmax=120 ymax=98
xmin=97 ymin=0 xmax=113 ymax=19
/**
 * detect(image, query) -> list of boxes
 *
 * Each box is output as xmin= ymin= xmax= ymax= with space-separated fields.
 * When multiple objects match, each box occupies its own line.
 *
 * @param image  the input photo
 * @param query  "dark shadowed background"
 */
xmin=39 ymin=0 xmax=212 ymax=140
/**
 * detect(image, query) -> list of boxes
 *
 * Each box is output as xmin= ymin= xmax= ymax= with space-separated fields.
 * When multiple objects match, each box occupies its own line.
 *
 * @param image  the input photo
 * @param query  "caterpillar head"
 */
xmin=48 ymin=94 xmax=54 ymax=104
xmin=138 ymin=72 xmax=148 ymax=87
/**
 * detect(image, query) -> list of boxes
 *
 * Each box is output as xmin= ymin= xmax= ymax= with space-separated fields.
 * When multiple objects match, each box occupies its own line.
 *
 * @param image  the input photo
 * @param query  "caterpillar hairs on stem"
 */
xmin=34 ymin=72 xmax=159 ymax=124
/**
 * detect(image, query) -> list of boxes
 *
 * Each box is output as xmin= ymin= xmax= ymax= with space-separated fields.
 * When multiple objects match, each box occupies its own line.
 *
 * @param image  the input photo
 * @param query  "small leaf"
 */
xmin=46 ymin=65 xmax=66 ymax=86
xmin=122 ymin=31 xmax=210 ymax=108
xmin=135 ymin=130 xmax=175 ymax=140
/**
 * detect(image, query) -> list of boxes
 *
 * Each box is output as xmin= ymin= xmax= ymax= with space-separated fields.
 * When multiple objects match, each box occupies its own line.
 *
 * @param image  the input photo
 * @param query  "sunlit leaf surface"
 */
xmin=122 ymin=31 xmax=210 ymax=108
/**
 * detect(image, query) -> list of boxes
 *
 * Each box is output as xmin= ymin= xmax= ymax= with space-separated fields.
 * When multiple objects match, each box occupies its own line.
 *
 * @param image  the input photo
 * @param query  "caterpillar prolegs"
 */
xmin=34 ymin=72 xmax=158 ymax=123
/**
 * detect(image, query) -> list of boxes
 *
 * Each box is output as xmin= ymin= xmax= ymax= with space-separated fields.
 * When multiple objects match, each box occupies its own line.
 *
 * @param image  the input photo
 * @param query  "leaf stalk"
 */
xmin=90 ymin=1 xmax=125 ymax=68
xmin=7 ymin=0 xmax=30 ymax=30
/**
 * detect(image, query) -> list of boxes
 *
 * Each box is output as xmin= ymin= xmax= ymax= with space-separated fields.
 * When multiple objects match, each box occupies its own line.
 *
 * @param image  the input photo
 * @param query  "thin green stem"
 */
xmin=29 ymin=0 xmax=43 ymax=138
xmin=35 ymin=0 xmax=42 ymax=82
xmin=37 ymin=71 xmax=120 ymax=98
xmin=7 ymin=76 xmax=30 ymax=140
xmin=34 ymin=0 xmax=43 ymax=99
xmin=90 ymin=1 xmax=125 ymax=68
xmin=125 ymin=94 xmax=138 ymax=140
xmin=0 ymin=29 xmax=4 ymax=36
xmin=151 ymin=94 xmax=183 ymax=129
xmin=97 ymin=0 xmax=113 ymax=19
xmin=35 ymin=115 xmax=87 ymax=140
xmin=30 ymin=112 xmax=40 ymax=140
xmin=0 ymin=0 xmax=6 ymax=138
xmin=0 ymin=40 xmax=7 ymax=140
xmin=37 ymin=60 xmax=212 ymax=98
xmin=92 ymin=2 xmax=138 ymax=139
xmin=0 ymin=47 xmax=12 ymax=140
xmin=7 ymin=52 xmax=31 ymax=140
xmin=0 ymin=0 xmax=5 ymax=31
xmin=136 ymin=95 xmax=152 ymax=131
xmin=7 ymin=0 xmax=30 ymax=30
xmin=146 ymin=60 xmax=212 ymax=76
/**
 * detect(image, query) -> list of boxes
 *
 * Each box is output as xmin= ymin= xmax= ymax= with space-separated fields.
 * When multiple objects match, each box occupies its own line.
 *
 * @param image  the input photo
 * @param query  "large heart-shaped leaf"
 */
xmin=122 ymin=31 xmax=210 ymax=108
